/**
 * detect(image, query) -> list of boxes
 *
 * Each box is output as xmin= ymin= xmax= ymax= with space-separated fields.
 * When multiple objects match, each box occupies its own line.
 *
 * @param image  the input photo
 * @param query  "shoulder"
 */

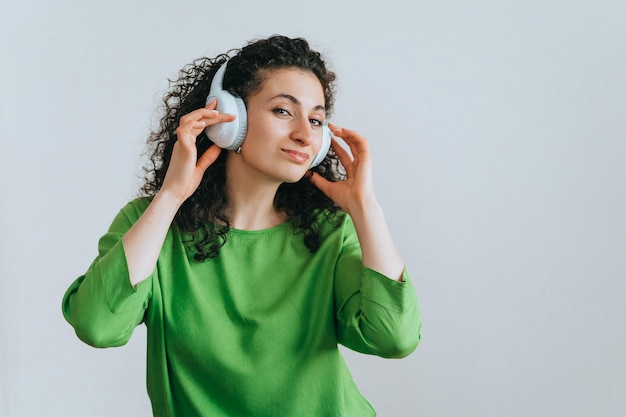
xmin=122 ymin=196 xmax=152 ymax=215
xmin=110 ymin=197 xmax=153 ymax=227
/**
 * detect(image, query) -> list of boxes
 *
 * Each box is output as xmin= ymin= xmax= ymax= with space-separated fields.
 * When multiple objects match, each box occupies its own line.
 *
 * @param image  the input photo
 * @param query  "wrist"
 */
xmin=345 ymin=194 xmax=381 ymax=220
xmin=153 ymin=189 xmax=186 ymax=214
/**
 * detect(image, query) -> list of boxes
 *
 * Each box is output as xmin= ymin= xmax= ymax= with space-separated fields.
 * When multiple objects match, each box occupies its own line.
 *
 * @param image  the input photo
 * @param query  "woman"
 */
xmin=62 ymin=35 xmax=421 ymax=416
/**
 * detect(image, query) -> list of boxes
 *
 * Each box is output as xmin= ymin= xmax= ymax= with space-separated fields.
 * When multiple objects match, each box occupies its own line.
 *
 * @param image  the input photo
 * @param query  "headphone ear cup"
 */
xmin=310 ymin=123 xmax=331 ymax=168
xmin=204 ymin=63 xmax=248 ymax=150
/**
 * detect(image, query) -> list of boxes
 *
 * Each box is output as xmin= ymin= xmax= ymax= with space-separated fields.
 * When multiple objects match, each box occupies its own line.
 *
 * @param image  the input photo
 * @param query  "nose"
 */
xmin=290 ymin=116 xmax=314 ymax=146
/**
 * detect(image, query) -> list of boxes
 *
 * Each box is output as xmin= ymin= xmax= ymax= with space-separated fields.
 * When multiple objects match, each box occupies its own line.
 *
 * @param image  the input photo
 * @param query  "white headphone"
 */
xmin=204 ymin=61 xmax=331 ymax=168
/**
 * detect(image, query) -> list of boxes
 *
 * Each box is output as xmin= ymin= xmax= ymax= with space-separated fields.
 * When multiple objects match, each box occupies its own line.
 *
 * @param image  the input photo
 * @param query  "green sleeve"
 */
xmin=334 ymin=217 xmax=422 ymax=358
xmin=61 ymin=199 xmax=153 ymax=348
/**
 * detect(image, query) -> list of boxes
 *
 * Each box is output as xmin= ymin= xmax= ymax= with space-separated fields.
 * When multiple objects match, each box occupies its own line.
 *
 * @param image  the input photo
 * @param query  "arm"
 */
xmin=332 ymin=215 xmax=422 ymax=358
xmin=311 ymin=124 xmax=421 ymax=357
xmin=62 ymin=102 xmax=234 ymax=346
xmin=311 ymin=124 xmax=403 ymax=281
xmin=61 ymin=200 xmax=154 ymax=348
xmin=124 ymin=102 xmax=233 ymax=286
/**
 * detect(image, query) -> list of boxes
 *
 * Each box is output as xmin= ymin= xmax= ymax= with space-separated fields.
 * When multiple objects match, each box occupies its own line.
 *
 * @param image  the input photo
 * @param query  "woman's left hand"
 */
xmin=311 ymin=123 xmax=405 ymax=281
xmin=310 ymin=123 xmax=377 ymax=215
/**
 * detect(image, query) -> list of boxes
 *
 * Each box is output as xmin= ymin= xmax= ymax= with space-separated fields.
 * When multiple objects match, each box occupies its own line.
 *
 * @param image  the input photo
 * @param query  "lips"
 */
xmin=282 ymin=149 xmax=310 ymax=164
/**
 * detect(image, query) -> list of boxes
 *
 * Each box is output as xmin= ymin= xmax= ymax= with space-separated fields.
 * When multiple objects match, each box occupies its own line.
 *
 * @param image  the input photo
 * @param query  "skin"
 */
xmin=229 ymin=68 xmax=327 ymax=186
xmin=223 ymin=69 xmax=327 ymax=230
xmin=122 ymin=68 xmax=404 ymax=286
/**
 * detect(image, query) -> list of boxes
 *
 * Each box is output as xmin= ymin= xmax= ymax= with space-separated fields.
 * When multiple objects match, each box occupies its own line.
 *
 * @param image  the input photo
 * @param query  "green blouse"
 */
xmin=62 ymin=198 xmax=421 ymax=416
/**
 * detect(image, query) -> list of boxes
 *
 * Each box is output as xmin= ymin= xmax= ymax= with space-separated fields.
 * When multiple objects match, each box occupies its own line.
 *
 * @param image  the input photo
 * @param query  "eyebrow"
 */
xmin=270 ymin=94 xmax=326 ymax=112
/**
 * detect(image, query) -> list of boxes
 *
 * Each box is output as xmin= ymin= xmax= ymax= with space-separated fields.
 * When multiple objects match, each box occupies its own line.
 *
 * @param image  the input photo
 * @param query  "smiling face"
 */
xmin=229 ymin=68 xmax=327 ymax=184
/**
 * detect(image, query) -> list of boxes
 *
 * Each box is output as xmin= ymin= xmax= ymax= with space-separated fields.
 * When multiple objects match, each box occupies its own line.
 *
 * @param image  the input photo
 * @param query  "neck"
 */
xmin=225 ymin=153 xmax=286 ymax=230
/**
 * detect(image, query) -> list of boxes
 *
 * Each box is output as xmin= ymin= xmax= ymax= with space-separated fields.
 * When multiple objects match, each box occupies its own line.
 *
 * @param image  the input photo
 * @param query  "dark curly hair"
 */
xmin=141 ymin=35 xmax=345 ymax=261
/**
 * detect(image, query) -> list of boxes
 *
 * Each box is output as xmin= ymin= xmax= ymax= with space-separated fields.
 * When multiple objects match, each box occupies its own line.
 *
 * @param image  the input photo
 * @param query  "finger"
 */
xmin=328 ymin=122 xmax=343 ymax=134
xmin=196 ymin=144 xmax=223 ymax=172
xmin=179 ymin=113 xmax=236 ymax=144
xmin=206 ymin=98 xmax=218 ymax=110
xmin=309 ymin=172 xmax=332 ymax=197
xmin=336 ymin=127 xmax=370 ymax=158
xmin=330 ymin=138 xmax=354 ymax=177
xmin=329 ymin=123 xmax=369 ymax=158
xmin=199 ymin=112 xmax=237 ymax=126
xmin=180 ymin=109 xmax=212 ymax=126
xmin=204 ymin=98 xmax=234 ymax=115
xmin=180 ymin=106 xmax=235 ymax=125
xmin=176 ymin=121 xmax=206 ymax=144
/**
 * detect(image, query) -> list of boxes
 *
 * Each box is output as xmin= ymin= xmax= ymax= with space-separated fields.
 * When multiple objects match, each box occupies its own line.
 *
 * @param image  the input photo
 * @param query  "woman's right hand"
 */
xmin=160 ymin=99 xmax=236 ymax=203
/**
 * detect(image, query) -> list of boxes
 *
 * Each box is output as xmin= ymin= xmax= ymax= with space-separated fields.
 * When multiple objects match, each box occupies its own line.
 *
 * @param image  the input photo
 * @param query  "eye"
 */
xmin=309 ymin=118 xmax=324 ymax=127
xmin=273 ymin=108 xmax=291 ymax=117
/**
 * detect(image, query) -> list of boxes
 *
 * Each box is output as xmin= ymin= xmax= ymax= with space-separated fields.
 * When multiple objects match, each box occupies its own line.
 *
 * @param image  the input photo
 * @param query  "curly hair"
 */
xmin=141 ymin=35 xmax=345 ymax=261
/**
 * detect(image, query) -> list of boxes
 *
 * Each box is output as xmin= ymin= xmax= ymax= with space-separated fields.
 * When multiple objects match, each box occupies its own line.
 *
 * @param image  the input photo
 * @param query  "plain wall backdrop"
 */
xmin=1 ymin=0 xmax=625 ymax=416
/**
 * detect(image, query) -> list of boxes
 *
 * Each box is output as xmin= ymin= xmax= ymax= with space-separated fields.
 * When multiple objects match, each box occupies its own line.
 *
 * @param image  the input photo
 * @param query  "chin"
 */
xmin=280 ymin=174 xmax=307 ymax=184
xmin=276 ymin=168 xmax=309 ymax=184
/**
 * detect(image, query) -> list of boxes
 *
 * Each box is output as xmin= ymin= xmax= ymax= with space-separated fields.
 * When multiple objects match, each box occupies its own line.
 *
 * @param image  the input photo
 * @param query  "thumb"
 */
xmin=309 ymin=172 xmax=332 ymax=197
xmin=196 ymin=145 xmax=223 ymax=172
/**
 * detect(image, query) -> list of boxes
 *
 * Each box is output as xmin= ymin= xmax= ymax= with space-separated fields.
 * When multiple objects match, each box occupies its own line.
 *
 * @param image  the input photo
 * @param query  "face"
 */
xmin=233 ymin=68 xmax=327 ymax=184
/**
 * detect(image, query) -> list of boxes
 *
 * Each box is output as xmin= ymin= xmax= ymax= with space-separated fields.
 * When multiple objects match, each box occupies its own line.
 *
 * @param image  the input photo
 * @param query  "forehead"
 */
xmin=253 ymin=68 xmax=325 ymax=104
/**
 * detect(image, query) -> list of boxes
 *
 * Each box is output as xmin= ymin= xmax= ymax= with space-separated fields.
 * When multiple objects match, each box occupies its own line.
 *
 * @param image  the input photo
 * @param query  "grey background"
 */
xmin=1 ymin=0 xmax=625 ymax=416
